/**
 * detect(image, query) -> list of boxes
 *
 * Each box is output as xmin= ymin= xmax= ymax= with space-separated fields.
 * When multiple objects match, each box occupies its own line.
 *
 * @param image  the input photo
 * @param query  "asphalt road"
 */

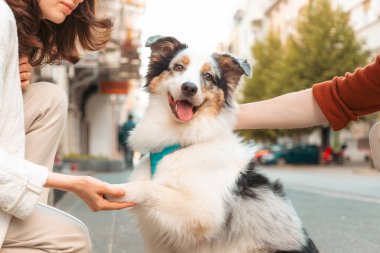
xmin=262 ymin=165 xmax=380 ymax=253
xmin=56 ymin=165 xmax=380 ymax=253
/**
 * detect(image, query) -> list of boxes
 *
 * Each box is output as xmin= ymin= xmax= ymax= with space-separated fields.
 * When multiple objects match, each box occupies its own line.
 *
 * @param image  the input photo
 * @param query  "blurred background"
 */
xmin=35 ymin=0 xmax=380 ymax=169
xmin=35 ymin=0 xmax=380 ymax=252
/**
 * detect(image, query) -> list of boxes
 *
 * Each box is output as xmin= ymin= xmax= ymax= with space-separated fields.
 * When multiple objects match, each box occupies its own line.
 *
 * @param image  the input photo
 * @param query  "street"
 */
xmin=56 ymin=165 xmax=380 ymax=253
xmin=262 ymin=165 xmax=380 ymax=253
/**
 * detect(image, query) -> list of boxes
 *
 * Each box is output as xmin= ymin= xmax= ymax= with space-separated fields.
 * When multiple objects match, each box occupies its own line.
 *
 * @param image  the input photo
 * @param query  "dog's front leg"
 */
xmin=109 ymin=181 xmax=215 ymax=248
xmin=108 ymin=181 xmax=149 ymax=204
xmin=109 ymin=181 xmax=183 ymax=206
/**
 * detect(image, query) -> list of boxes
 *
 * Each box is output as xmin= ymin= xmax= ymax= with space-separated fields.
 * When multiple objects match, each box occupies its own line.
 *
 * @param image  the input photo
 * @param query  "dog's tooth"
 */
xmin=175 ymin=104 xmax=178 ymax=111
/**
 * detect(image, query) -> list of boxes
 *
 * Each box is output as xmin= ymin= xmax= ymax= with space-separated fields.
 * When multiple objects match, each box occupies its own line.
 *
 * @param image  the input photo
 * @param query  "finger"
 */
xmin=20 ymin=72 xmax=31 ymax=81
xmin=21 ymin=80 xmax=29 ymax=91
xmin=19 ymin=63 xmax=32 ymax=73
xmin=19 ymin=63 xmax=27 ymax=72
xmin=101 ymin=201 xmax=136 ymax=211
xmin=19 ymin=56 xmax=28 ymax=64
xmin=102 ymin=184 xmax=126 ymax=197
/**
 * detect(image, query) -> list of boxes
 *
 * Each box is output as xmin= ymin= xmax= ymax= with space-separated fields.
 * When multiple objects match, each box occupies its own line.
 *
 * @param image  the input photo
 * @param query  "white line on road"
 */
xmin=108 ymin=211 xmax=117 ymax=253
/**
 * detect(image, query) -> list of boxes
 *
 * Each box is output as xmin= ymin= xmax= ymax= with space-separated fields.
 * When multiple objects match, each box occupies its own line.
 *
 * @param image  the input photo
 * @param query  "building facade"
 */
xmin=34 ymin=0 xmax=145 ymax=159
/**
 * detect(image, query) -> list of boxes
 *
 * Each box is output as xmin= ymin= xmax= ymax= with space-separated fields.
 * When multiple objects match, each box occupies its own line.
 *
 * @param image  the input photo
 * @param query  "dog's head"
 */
xmin=145 ymin=35 xmax=251 ymax=123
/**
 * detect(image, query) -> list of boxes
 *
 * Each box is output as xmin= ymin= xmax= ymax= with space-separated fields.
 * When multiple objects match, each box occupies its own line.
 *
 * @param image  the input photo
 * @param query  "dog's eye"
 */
xmin=204 ymin=73 xmax=214 ymax=82
xmin=173 ymin=64 xmax=184 ymax=72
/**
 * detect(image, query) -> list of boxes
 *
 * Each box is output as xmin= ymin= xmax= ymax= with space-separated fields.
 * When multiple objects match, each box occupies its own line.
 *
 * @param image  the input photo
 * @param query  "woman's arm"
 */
xmin=236 ymin=88 xmax=328 ymax=130
xmin=45 ymin=172 xmax=135 ymax=211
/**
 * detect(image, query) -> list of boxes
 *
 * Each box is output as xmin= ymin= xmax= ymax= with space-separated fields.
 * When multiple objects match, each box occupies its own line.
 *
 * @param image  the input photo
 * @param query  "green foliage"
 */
xmin=241 ymin=0 xmax=369 ymax=141
xmin=286 ymin=0 xmax=369 ymax=89
xmin=242 ymin=32 xmax=286 ymax=102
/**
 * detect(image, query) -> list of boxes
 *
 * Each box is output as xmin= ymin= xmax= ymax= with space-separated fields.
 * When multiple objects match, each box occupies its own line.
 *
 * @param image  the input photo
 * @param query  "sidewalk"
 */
xmin=55 ymin=170 xmax=144 ymax=253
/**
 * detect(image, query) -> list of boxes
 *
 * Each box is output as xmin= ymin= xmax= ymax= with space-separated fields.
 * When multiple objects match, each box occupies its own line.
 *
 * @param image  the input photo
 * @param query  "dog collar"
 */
xmin=149 ymin=144 xmax=181 ymax=176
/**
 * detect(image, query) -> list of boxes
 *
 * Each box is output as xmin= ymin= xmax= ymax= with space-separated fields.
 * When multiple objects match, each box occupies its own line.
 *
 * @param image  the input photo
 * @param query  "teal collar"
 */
xmin=149 ymin=144 xmax=181 ymax=176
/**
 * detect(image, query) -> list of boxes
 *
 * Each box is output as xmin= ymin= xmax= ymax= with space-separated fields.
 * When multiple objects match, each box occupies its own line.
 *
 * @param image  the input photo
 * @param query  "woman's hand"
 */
xmin=19 ymin=56 xmax=33 ymax=92
xmin=45 ymin=173 xmax=135 ymax=211
xmin=71 ymin=176 xmax=136 ymax=211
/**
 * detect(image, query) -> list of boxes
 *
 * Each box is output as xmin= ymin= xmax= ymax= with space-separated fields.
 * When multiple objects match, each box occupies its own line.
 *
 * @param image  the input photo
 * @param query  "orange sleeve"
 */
xmin=312 ymin=55 xmax=380 ymax=131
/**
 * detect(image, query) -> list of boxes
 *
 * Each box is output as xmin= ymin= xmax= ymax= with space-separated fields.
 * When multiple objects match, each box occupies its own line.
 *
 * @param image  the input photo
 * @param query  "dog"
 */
xmin=109 ymin=35 xmax=319 ymax=253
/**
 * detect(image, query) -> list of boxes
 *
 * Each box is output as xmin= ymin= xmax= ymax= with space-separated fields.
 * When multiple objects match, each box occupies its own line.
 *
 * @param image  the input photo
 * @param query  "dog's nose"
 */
xmin=181 ymin=82 xmax=198 ymax=97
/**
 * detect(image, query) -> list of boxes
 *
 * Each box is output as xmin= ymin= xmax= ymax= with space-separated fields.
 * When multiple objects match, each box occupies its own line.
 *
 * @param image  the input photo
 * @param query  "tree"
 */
xmin=285 ymin=0 xmax=368 ymax=91
xmin=240 ymin=32 xmax=286 ymax=141
xmin=241 ymin=0 xmax=369 ymax=142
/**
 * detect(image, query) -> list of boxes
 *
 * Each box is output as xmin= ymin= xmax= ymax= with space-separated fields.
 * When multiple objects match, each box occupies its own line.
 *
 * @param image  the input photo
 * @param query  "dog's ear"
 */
xmin=145 ymin=35 xmax=187 ymax=63
xmin=213 ymin=53 xmax=251 ymax=88
xmin=144 ymin=35 xmax=188 ymax=87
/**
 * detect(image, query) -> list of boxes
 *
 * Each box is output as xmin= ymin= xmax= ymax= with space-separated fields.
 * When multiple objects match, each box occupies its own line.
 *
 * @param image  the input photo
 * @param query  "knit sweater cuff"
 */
xmin=312 ymin=79 xmax=357 ymax=131
xmin=1 ymin=158 xmax=48 ymax=220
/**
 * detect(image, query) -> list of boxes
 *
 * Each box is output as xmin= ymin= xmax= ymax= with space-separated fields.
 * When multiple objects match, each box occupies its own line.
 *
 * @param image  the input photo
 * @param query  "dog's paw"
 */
xmin=105 ymin=182 xmax=144 ymax=204
xmin=104 ymin=183 xmax=129 ymax=202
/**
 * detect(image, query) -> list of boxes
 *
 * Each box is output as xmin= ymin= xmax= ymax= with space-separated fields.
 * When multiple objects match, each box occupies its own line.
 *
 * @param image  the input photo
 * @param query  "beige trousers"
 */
xmin=23 ymin=82 xmax=68 ymax=203
xmin=1 ymin=203 xmax=92 ymax=253
xmin=1 ymin=82 xmax=92 ymax=252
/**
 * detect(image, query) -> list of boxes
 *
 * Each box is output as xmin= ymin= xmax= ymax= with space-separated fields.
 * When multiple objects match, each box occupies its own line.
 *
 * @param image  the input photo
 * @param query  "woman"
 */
xmin=0 ymin=0 xmax=133 ymax=252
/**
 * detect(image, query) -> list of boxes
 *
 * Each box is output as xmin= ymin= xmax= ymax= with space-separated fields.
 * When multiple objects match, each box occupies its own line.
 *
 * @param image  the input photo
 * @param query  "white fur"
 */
xmin=110 ymin=50 xmax=309 ymax=253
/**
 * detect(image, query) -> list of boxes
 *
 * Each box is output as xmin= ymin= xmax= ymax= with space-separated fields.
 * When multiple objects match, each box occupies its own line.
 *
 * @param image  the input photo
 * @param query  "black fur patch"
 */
xmin=145 ymin=42 xmax=188 ymax=87
xmin=212 ymin=53 xmax=251 ymax=106
xmin=275 ymin=237 xmax=319 ymax=253
xmin=215 ymin=75 xmax=233 ymax=107
xmin=234 ymin=161 xmax=286 ymax=199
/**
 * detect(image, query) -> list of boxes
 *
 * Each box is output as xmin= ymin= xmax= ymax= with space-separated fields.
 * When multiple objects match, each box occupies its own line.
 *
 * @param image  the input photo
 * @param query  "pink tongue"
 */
xmin=176 ymin=100 xmax=193 ymax=121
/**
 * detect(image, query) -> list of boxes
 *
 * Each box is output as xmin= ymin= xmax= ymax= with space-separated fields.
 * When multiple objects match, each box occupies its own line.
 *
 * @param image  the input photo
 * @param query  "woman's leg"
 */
xmin=23 ymin=82 xmax=68 ymax=203
xmin=1 ymin=203 xmax=92 ymax=253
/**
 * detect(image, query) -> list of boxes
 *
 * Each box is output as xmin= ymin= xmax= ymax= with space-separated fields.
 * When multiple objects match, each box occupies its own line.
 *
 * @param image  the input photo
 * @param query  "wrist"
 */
xmin=44 ymin=172 xmax=79 ymax=192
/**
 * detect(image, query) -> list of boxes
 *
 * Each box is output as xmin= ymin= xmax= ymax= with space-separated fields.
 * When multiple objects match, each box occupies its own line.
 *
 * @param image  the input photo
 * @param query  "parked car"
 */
xmin=283 ymin=144 xmax=320 ymax=165
xmin=254 ymin=148 xmax=277 ymax=165
xmin=252 ymin=144 xmax=285 ymax=165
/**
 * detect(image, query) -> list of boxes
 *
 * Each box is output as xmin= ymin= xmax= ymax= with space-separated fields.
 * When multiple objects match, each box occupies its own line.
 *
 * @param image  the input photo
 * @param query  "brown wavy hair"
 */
xmin=5 ymin=0 xmax=113 ymax=66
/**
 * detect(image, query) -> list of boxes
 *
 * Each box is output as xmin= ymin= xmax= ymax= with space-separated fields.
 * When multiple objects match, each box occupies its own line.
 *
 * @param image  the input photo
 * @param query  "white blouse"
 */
xmin=0 ymin=0 xmax=48 ymax=246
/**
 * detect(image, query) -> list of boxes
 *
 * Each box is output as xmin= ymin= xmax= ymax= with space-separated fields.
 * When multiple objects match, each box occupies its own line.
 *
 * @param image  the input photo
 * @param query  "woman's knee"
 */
xmin=24 ymin=82 xmax=68 ymax=126
xmin=4 ymin=204 xmax=92 ymax=253
xmin=66 ymin=219 xmax=92 ymax=253
xmin=41 ymin=205 xmax=93 ymax=253
xmin=33 ymin=82 xmax=68 ymax=117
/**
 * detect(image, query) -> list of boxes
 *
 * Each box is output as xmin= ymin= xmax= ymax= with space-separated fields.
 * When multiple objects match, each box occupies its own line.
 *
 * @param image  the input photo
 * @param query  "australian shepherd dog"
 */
xmin=109 ymin=35 xmax=319 ymax=253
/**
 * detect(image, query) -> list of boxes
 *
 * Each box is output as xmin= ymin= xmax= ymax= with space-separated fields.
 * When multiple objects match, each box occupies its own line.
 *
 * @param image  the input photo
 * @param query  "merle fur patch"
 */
xmin=234 ymin=161 xmax=286 ymax=199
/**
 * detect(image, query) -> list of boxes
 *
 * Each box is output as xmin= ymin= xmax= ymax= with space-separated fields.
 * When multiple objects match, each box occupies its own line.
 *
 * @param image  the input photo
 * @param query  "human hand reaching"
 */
xmin=19 ymin=56 xmax=32 ymax=92
xmin=45 ymin=173 xmax=135 ymax=211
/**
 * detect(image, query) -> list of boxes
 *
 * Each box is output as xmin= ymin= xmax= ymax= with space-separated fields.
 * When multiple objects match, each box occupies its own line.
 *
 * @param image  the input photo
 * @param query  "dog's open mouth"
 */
xmin=168 ymin=93 xmax=201 ymax=122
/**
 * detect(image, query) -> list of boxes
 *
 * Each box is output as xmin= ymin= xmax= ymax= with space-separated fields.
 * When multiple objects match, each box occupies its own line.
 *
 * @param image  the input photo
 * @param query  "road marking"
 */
xmin=286 ymin=184 xmax=380 ymax=204
xmin=108 ymin=211 xmax=117 ymax=253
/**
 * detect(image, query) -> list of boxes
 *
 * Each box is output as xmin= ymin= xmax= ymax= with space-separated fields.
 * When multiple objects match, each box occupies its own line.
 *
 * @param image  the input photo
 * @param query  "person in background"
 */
xmin=119 ymin=114 xmax=136 ymax=168
xmin=0 ymin=0 xmax=133 ymax=252
xmin=236 ymin=55 xmax=380 ymax=168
